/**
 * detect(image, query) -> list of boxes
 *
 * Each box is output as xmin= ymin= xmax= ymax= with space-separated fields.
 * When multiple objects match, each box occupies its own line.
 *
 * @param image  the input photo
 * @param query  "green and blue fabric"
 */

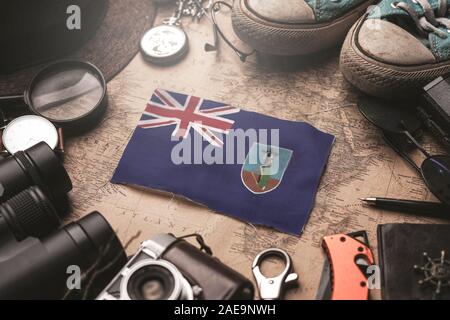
xmin=305 ymin=0 xmax=370 ymax=22
xmin=367 ymin=0 xmax=450 ymax=61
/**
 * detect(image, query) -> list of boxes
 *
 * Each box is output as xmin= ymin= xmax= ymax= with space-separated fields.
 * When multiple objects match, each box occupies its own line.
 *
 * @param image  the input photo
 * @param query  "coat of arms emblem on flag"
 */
xmin=241 ymin=143 xmax=293 ymax=194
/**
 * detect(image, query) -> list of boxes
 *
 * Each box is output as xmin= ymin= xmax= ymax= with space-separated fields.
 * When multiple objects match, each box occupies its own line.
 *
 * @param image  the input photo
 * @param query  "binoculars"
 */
xmin=0 ymin=142 xmax=126 ymax=299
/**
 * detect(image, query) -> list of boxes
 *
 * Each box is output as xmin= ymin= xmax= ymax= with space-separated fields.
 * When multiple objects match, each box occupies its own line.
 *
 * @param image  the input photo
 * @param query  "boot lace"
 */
xmin=393 ymin=0 xmax=450 ymax=38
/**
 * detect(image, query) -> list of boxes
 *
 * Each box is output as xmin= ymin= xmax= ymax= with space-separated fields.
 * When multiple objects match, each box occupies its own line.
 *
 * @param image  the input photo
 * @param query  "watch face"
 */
xmin=2 ymin=115 xmax=58 ymax=154
xmin=140 ymin=25 xmax=188 ymax=64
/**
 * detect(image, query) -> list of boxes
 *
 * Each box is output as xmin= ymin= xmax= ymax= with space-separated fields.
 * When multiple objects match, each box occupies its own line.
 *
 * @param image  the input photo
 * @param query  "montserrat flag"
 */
xmin=112 ymin=89 xmax=335 ymax=235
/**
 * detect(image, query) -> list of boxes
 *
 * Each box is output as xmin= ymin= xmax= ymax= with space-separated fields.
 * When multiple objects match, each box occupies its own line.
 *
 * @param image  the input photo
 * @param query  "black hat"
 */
xmin=0 ymin=0 xmax=156 ymax=95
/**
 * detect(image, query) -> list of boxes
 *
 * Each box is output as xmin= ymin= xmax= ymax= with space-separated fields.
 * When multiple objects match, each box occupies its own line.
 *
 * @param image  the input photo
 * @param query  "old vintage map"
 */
xmin=64 ymin=4 xmax=445 ymax=299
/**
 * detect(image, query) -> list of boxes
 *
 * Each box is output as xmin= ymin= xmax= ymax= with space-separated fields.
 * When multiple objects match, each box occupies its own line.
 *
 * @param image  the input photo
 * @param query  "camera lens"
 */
xmin=0 ymin=142 xmax=72 ymax=202
xmin=140 ymin=279 xmax=165 ymax=300
xmin=127 ymin=265 xmax=176 ymax=300
xmin=0 ymin=186 xmax=60 ymax=240
xmin=123 ymin=260 xmax=194 ymax=300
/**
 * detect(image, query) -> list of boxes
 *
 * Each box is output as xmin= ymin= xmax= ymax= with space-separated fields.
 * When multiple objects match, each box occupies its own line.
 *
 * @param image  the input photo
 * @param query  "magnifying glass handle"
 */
xmin=0 ymin=94 xmax=26 ymax=109
xmin=0 ymin=94 xmax=28 ymax=117
xmin=0 ymin=94 xmax=24 ymax=103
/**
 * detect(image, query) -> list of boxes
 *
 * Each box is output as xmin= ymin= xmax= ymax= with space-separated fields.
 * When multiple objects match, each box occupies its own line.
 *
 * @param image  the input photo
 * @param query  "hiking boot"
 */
xmin=340 ymin=0 xmax=450 ymax=98
xmin=231 ymin=0 xmax=374 ymax=55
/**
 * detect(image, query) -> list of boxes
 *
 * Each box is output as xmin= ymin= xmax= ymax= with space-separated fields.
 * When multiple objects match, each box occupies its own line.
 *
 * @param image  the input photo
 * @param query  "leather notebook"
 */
xmin=378 ymin=224 xmax=450 ymax=300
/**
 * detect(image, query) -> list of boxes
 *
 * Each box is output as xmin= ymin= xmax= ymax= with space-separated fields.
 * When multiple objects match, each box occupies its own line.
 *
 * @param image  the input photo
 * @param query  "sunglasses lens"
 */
xmin=422 ymin=155 xmax=450 ymax=204
xmin=358 ymin=95 xmax=421 ymax=133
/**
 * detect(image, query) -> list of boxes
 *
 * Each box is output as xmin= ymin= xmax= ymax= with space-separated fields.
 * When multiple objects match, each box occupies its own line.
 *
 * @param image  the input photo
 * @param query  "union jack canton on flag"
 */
xmin=112 ymin=89 xmax=335 ymax=235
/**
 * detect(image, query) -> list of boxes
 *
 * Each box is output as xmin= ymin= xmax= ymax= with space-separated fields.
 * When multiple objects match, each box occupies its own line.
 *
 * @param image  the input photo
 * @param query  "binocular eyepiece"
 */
xmin=0 ymin=141 xmax=72 ymax=203
xmin=0 ymin=210 xmax=126 ymax=299
xmin=0 ymin=142 xmax=126 ymax=299
xmin=0 ymin=186 xmax=60 ymax=241
xmin=0 ymin=141 xmax=71 ymax=242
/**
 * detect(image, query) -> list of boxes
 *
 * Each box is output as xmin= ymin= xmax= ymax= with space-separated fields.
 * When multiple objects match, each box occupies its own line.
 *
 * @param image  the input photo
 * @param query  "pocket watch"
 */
xmin=140 ymin=1 xmax=189 ymax=65
xmin=140 ymin=22 xmax=189 ymax=65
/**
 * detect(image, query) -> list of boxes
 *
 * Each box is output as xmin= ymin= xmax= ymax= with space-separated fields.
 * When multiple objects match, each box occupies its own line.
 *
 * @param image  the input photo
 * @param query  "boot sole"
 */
xmin=231 ymin=0 xmax=373 ymax=55
xmin=340 ymin=15 xmax=450 ymax=98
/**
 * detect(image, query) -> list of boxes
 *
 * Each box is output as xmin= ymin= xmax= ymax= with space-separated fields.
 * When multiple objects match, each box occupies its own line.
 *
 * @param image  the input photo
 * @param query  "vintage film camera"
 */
xmin=0 ymin=142 xmax=126 ymax=299
xmin=97 ymin=233 xmax=255 ymax=300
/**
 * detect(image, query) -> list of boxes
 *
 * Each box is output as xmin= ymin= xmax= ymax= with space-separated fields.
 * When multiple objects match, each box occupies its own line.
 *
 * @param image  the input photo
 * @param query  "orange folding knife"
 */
xmin=316 ymin=231 xmax=375 ymax=300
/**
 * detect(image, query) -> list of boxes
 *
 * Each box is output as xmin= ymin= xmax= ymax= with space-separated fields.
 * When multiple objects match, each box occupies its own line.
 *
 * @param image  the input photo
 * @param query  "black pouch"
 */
xmin=162 ymin=235 xmax=255 ymax=300
xmin=378 ymin=223 xmax=450 ymax=300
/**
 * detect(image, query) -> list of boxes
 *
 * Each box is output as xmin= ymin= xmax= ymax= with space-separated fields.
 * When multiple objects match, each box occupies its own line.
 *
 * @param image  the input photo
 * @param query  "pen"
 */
xmin=360 ymin=197 xmax=450 ymax=220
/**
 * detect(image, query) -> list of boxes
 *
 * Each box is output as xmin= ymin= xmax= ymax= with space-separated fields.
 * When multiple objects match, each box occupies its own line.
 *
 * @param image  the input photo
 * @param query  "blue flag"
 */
xmin=112 ymin=89 xmax=335 ymax=235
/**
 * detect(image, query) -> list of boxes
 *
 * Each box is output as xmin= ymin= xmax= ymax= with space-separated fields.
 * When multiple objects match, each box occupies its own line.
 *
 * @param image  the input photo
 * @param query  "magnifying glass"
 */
xmin=0 ymin=60 xmax=107 ymax=135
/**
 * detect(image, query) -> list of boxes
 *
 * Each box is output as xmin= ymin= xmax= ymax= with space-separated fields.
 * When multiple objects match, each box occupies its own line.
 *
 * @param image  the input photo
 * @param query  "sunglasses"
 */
xmin=358 ymin=95 xmax=450 ymax=205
